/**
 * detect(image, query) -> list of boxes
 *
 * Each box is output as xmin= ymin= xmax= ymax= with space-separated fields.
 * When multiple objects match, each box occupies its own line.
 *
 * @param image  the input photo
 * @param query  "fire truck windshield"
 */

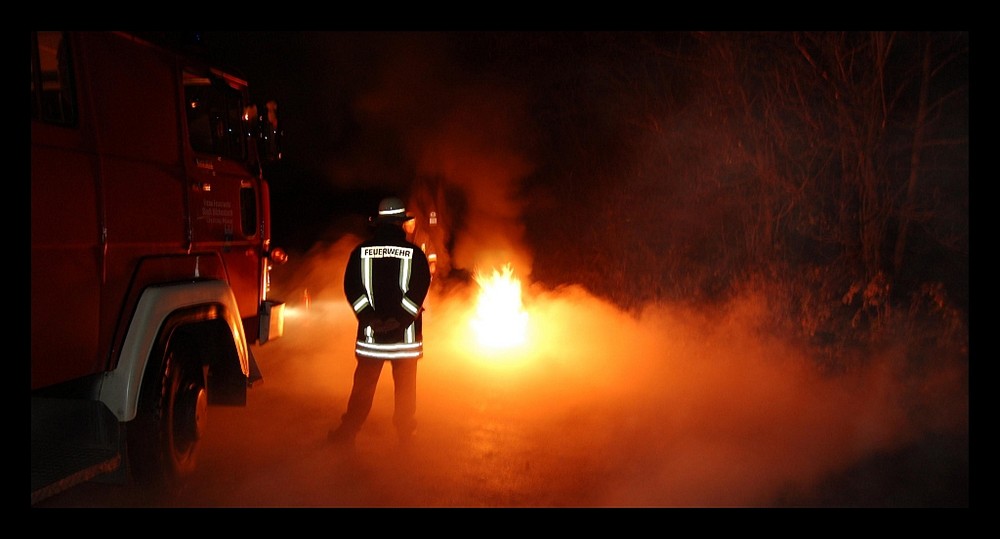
xmin=184 ymin=69 xmax=250 ymax=162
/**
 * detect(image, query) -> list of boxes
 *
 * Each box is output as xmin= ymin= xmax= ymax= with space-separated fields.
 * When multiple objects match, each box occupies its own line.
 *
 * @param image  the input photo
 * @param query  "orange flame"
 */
xmin=471 ymin=264 xmax=529 ymax=351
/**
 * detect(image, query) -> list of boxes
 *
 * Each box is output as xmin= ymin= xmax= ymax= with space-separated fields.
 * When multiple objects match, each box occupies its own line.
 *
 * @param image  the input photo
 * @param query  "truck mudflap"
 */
xmin=248 ymin=347 xmax=263 ymax=387
xmin=31 ymin=398 xmax=122 ymax=505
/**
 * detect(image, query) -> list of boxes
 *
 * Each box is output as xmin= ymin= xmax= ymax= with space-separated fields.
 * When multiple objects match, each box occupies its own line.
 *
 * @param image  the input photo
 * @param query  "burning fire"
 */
xmin=471 ymin=264 xmax=529 ymax=351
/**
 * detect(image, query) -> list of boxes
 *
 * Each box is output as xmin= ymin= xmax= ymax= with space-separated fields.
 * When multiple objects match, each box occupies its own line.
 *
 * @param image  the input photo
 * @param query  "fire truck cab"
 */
xmin=30 ymin=31 xmax=286 ymax=504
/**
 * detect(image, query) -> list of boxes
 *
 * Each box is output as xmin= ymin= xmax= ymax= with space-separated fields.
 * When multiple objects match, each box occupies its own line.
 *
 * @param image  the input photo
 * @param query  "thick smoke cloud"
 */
xmin=343 ymin=32 xmax=536 ymax=277
xmin=241 ymin=234 xmax=967 ymax=507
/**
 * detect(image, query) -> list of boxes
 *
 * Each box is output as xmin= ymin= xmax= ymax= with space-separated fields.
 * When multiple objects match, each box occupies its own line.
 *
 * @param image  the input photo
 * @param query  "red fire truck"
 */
xmin=30 ymin=31 xmax=287 ymax=504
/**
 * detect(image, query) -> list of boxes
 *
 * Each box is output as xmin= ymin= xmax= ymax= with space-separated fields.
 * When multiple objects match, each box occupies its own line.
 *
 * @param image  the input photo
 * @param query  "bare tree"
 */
xmin=523 ymin=32 xmax=967 ymax=335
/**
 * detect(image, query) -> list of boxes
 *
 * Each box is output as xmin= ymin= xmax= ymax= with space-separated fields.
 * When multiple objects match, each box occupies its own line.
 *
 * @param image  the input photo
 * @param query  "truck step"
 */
xmin=31 ymin=398 xmax=122 ymax=505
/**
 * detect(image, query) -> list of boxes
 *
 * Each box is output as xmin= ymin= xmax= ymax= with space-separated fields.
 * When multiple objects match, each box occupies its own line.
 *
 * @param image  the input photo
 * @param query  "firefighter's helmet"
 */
xmin=374 ymin=196 xmax=414 ymax=223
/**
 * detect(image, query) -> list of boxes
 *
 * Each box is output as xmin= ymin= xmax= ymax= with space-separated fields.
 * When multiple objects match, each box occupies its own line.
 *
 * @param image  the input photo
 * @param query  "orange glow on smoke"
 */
xmin=471 ymin=264 xmax=529 ymax=352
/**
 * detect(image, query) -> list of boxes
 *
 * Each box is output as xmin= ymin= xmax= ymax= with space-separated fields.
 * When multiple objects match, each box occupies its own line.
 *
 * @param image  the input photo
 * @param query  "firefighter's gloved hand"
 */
xmin=380 ymin=318 xmax=400 ymax=332
xmin=370 ymin=318 xmax=400 ymax=334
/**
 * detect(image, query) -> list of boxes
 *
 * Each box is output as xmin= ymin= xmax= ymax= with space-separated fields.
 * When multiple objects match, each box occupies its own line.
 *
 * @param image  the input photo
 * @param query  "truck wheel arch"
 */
xmin=99 ymin=280 xmax=250 ymax=423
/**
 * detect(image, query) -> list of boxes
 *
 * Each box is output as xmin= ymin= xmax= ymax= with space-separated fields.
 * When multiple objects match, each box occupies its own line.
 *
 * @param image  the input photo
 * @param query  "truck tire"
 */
xmin=130 ymin=334 xmax=207 ymax=491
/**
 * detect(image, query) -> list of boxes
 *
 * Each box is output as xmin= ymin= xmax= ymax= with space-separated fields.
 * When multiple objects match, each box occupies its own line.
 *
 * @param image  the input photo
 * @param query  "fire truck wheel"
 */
xmin=131 ymin=337 xmax=207 ymax=490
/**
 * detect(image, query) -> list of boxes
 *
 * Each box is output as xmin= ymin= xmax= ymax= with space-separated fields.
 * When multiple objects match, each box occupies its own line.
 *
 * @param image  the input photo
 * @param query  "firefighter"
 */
xmin=403 ymin=209 xmax=438 ymax=278
xmin=329 ymin=196 xmax=432 ymax=447
xmin=407 ymin=176 xmax=451 ymax=281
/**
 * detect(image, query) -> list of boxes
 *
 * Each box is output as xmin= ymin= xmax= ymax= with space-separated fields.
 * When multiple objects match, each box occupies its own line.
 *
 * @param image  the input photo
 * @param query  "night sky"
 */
xmin=195 ymin=33 xmax=739 ymax=259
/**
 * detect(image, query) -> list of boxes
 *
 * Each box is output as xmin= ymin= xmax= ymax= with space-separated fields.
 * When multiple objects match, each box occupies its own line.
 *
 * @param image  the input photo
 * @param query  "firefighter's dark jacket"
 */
xmin=343 ymin=222 xmax=432 ymax=360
